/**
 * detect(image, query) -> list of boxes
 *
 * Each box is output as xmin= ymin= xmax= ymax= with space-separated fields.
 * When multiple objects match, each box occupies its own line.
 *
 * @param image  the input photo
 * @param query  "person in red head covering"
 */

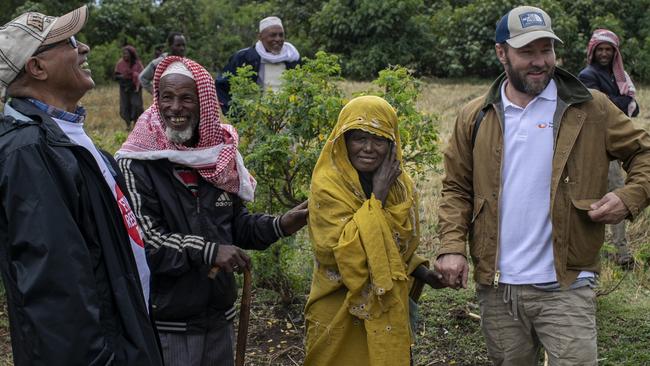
xmin=578 ymin=29 xmax=639 ymax=268
xmin=579 ymin=29 xmax=639 ymax=117
xmin=114 ymin=45 xmax=144 ymax=129
xmin=116 ymin=56 xmax=308 ymax=366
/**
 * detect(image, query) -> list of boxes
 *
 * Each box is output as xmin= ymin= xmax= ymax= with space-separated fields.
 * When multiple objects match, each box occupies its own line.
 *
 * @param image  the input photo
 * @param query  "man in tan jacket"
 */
xmin=435 ymin=6 xmax=650 ymax=365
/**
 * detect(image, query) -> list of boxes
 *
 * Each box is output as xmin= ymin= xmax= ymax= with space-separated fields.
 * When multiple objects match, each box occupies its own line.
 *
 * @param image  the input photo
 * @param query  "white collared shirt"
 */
xmin=498 ymin=80 xmax=558 ymax=284
xmin=497 ymin=80 xmax=593 ymax=284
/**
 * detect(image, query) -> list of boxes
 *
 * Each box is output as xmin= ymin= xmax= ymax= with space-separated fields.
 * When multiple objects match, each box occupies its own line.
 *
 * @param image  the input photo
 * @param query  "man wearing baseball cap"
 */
xmin=215 ymin=16 xmax=301 ymax=114
xmin=435 ymin=5 xmax=650 ymax=365
xmin=0 ymin=6 xmax=162 ymax=365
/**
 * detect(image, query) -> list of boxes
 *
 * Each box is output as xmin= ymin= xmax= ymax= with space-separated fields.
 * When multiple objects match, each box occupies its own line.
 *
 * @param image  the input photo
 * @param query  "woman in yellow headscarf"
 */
xmin=304 ymin=96 xmax=443 ymax=366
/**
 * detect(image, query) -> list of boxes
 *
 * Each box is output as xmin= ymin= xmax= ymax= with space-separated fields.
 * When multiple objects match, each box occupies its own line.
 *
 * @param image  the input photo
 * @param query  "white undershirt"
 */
xmin=53 ymin=118 xmax=151 ymax=307
xmin=261 ymin=62 xmax=286 ymax=92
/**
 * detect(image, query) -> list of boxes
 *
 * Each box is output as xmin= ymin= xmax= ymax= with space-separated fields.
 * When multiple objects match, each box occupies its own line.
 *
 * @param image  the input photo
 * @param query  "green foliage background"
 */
xmin=5 ymin=0 xmax=650 ymax=83
xmin=226 ymin=53 xmax=440 ymax=303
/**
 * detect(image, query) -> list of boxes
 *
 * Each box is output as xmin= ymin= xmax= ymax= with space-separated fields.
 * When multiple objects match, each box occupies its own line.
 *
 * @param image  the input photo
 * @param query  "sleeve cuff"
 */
xmin=273 ymin=216 xmax=286 ymax=239
xmin=435 ymin=244 xmax=468 ymax=260
xmin=203 ymin=242 xmax=219 ymax=265
xmin=613 ymin=188 xmax=641 ymax=220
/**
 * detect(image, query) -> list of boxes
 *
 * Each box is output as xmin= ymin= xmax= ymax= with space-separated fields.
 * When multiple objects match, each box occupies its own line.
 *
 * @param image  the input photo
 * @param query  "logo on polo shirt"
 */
xmin=215 ymin=192 xmax=232 ymax=207
xmin=537 ymin=121 xmax=553 ymax=129
xmin=519 ymin=12 xmax=545 ymax=28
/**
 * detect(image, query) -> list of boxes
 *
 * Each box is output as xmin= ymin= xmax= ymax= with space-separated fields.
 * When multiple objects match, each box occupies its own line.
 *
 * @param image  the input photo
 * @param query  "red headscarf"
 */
xmin=116 ymin=56 xmax=256 ymax=201
xmin=586 ymin=29 xmax=636 ymax=98
xmin=114 ymin=45 xmax=144 ymax=89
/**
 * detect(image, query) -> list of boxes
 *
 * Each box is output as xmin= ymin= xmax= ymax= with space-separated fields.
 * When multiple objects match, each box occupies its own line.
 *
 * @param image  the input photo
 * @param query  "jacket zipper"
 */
xmin=493 ymin=168 xmax=502 ymax=288
xmin=489 ymin=100 xmax=571 ymax=288
xmin=196 ymin=195 xmax=200 ymax=214
xmin=492 ymin=106 xmax=505 ymax=288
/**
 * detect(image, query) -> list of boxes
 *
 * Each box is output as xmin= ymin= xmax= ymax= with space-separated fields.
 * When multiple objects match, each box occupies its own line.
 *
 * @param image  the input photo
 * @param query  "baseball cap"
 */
xmin=0 ymin=5 xmax=88 ymax=93
xmin=495 ymin=6 xmax=562 ymax=48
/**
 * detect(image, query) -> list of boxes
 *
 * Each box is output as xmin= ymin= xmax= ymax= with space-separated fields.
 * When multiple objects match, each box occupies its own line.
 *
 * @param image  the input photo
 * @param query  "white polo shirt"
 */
xmin=497 ymin=80 xmax=593 ymax=285
xmin=498 ymin=80 xmax=558 ymax=284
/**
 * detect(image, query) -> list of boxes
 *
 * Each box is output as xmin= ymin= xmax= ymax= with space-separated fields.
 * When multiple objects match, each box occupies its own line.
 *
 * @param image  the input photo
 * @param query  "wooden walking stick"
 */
xmin=235 ymin=267 xmax=252 ymax=366
xmin=208 ymin=266 xmax=253 ymax=366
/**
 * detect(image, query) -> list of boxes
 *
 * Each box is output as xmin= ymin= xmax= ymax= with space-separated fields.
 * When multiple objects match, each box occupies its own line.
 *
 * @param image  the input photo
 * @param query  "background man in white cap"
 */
xmin=216 ymin=16 xmax=301 ymax=114
xmin=579 ymin=28 xmax=640 ymax=269
xmin=0 ymin=6 xmax=163 ymax=366
xmin=435 ymin=5 xmax=650 ymax=365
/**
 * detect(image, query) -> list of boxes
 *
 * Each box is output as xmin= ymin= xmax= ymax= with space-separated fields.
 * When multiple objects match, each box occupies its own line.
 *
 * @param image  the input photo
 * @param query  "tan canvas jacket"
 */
xmin=438 ymin=67 xmax=650 ymax=288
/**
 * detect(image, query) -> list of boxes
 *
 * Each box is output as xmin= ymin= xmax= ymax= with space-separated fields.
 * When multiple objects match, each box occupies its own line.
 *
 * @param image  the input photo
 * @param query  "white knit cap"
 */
xmin=259 ymin=16 xmax=283 ymax=32
xmin=161 ymin=61 xmax=194 ymax=80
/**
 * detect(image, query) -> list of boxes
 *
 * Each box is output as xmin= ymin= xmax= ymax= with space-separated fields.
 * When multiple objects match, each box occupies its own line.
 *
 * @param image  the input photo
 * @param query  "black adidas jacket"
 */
xmin=117 ymin=157 xmax=283 ymax=332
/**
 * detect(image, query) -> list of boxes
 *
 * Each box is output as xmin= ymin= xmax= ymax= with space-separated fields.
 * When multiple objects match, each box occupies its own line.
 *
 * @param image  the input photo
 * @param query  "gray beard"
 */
xmin=166 ymin=125 xmax=195 ymax=144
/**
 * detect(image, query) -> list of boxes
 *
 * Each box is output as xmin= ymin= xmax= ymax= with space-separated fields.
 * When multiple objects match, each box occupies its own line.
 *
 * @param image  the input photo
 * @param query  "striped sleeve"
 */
xmin=118 ymin=158 xmax=218 ymax=271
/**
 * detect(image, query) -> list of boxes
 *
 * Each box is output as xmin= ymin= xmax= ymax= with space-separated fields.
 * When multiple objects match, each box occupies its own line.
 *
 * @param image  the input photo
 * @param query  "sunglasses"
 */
xmin=33 ymin=36 xmax=78 ymax=56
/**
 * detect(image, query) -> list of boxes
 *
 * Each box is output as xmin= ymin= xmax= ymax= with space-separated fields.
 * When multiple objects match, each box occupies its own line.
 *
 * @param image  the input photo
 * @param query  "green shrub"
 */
xmin=307 ymin=0 xmax=434 ymax=79
xmin=227 ymin=52 xmax=440 ymax=303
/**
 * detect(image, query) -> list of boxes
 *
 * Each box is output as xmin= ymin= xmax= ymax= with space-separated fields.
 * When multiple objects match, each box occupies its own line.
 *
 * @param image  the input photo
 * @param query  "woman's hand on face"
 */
xmin=372 ymin=143 xmax=401 ymax=205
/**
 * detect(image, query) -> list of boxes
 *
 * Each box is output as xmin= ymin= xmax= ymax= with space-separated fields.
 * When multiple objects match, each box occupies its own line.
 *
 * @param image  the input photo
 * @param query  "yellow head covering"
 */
xmin=309 ymin=95 xmax=419 ymax=315
xmin=306 ymin=96 xmax=426 ymax=365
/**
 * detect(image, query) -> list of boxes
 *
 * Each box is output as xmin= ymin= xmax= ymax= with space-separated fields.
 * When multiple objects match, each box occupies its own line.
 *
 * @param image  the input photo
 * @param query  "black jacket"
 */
xmin=215 ymin=46 xmax=301 ymax=114
xmin=578 ymin=63 xmax=640 ymax=117
xmin=0 ymin=98 xmax=162 ymax=366
xmin=117 ymin=158 xmax=283 ymax=332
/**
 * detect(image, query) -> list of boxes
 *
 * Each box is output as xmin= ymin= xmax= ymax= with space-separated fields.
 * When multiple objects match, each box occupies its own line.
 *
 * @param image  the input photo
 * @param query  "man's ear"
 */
xmin=23 ymin=57 xmax=48 ymax=81
xmin=495 ymin=43 xmax=508 ymax=66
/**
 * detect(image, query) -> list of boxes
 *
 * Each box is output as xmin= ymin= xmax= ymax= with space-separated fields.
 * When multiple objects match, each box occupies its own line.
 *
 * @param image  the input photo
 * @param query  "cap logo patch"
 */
xmin=519 ymin=12 xmax=545 ymax=28
xmin=25 ymin=13 xmax=53 ymax=32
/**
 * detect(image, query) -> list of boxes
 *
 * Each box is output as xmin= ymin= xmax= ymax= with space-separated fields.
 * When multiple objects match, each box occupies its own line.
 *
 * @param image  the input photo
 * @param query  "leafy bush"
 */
xmin=308 ymin=0 xmax=434 ymax=79
xmin=6 ymin=0 xmax=650 ymax=81
xmin=227 ymin=52 xmax=344 ymax=304
xmin=227 ymin=52 xmax=440 ymax=303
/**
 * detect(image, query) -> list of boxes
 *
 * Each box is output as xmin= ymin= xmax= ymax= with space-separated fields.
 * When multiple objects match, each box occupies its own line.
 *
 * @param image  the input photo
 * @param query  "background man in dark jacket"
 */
xmin=0 ymin=6 xmax=162 ymax=366
xmin=116 ymin=56 xmax=308 ymax=366
xmin=216 ymin=16 xmax=301 ymax=114
xmin=139 ymin=31 xmax=187 ymax=94
xmin=578 ymin=29 xmax=639 ymax=268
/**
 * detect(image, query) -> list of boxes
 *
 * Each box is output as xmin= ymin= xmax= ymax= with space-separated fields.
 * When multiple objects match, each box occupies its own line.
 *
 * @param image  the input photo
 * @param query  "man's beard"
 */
xmin=505 ymin=61 xmax=554 ymax=97
xmin=166 ymin=122 xmax=196 ymax=144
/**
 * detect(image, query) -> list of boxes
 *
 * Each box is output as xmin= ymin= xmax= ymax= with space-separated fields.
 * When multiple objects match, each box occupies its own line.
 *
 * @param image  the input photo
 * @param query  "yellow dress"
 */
xmin=305 ymin=96 xmax=427 ymax=366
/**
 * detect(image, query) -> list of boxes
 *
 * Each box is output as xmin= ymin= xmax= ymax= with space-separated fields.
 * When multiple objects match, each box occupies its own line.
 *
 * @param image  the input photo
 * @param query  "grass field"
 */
xmin=1 ymin=79 xmax=649 ymax=365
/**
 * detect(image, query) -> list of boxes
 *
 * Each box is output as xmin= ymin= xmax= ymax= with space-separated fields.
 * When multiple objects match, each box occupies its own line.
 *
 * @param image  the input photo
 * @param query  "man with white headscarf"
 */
xmin=116 ymin=56 xmax=307 ymax=366
xmin=216 ymin=16 xmax=301 ymax=114
xmin=578 ymin=29 xmax=640 ymax=268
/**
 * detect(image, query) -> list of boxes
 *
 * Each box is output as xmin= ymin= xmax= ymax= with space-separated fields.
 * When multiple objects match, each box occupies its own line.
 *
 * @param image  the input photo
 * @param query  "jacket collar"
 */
xmin=482 ymin=66 xmax=593 ymax=109
xmin=7 ymin=97 xmax=74 ymax=145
